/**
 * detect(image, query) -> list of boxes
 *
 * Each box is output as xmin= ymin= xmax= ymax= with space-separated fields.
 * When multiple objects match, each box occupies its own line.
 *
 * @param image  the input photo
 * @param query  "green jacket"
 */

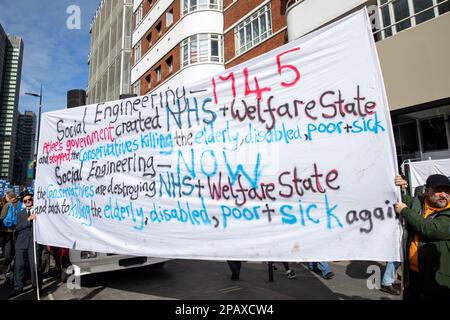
xmin=402 ymin=194 xmax=450 ymax=298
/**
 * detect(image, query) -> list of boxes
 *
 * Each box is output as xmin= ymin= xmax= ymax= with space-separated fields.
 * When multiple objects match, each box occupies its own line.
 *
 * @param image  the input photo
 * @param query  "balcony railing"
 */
xmin=286 ymin=0 xmax=305 ymax=12
xmin=285 ymin=0 xmax=449 ymax=41
xmin=182 ymin=0 xmax=223 ymax=16
xmin=373 ymin=0 xmax=449 ymax=40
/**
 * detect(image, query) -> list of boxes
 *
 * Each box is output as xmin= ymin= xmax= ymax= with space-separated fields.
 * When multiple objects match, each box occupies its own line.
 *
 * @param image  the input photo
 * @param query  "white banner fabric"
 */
xmin=35 ymin=9 xmax=402 ymax=262
xmin=408 ymin=159 xmax=450 ymax=192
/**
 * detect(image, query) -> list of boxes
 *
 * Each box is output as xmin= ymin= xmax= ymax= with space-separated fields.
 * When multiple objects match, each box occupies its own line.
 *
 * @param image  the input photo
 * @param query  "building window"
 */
xmin=145 ymin=74 xmax=152 ymax=90
xmin=393 ymin=121 xmax=420 ymax=164
xmin=166 ymin=56 xmax=173 ymax=73
xmin=181 ymin=34 xmax=224 ymax=67
xmin=376 ymin=0 xmax=449 ymax=40
xmin=414 ymin=0 xmax=435 ymax=25
xmin=210 ymin=34 xmax=221 ymax=62
xmin=234 ymin=4 xmax=272 ymax=56
xmin=134 ymin=41 xmax=141 ymax=64
xmin=146 ymin=31 xmax=152 ymax=47
xmin=182 ymin=0 xmax=223 ymax=15
xmin=393 ymin=0 xmax=412 ymax=32
xmin=156 ymin=21 xmax=162 ymax=36
xmin=420 ymin=116 xmax=449 ymax=152
xmin=156 ymin=66 xmax=162 ymax=82
xmin=438 ymin=0 xmax=450 ymax=14
xmin=379 ymin=0 xmax=393 ymax=38
xmin=166 ymin=9 xmax=174 ymax=27
xmin=135 ymin=4 xmax=143 ymax=29
xmin=133 ymin=81 xmax=140 ymax=96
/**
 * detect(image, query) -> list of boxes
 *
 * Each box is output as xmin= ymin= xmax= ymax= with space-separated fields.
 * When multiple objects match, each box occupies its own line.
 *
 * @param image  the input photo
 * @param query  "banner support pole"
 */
xmin=32 ymin=215 xmax=40 ymax=301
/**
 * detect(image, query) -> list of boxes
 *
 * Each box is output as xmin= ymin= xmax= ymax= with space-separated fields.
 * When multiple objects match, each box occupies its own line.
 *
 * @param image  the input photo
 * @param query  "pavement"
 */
xmin=0 ymin=256 xmax=402 ymax=300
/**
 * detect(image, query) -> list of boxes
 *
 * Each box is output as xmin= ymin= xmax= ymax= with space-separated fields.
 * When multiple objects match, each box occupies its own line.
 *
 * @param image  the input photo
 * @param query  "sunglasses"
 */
xmin=23 ymin=198 xmax=33 ymax=203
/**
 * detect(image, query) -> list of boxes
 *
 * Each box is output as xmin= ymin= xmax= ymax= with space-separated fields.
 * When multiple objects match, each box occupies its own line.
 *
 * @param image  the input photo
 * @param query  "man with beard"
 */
xmin=394 ymin=174 xmax=450 ymax=299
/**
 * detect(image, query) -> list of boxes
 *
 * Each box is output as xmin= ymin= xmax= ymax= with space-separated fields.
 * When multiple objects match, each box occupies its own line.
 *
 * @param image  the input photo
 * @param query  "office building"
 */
xmin=0 ymin=24 xmax=23 ymax=181
xmin=0 ymin=24 xmax=7 ymax=100
xmin=13 ymin=111 xmax=36 ymax=186
xmin=87 ymin=0 xmax=134 ymax=104
xmin=67 ymin=89 xmax=87 ymax=108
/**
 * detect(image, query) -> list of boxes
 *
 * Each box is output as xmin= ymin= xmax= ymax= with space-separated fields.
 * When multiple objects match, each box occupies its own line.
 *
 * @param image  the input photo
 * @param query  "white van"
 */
xmin=69 ymin=250 xmax=169 ymax=276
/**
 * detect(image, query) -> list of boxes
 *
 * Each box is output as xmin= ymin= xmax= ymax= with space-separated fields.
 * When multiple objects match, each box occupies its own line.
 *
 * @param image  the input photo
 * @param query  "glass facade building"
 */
xmin=0 ymin=26 xmax=23 ymax=181
xmin=13 ymin=111 xmax=36 ymax=185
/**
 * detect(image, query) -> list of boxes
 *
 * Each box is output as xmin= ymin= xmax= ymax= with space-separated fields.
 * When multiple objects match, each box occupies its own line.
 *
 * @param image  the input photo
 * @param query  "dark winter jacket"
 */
xmin=14 ymin=207 xmax=35 ymax=250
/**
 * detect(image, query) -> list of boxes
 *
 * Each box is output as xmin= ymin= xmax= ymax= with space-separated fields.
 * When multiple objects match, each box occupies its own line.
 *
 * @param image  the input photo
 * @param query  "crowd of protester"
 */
xmin=1 ymin=172 xmax=449 ymax=300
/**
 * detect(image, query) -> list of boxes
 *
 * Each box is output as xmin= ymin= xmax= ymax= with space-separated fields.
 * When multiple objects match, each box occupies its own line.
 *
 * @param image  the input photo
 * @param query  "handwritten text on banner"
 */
xmin=35 ymin=10 xmax=402 ymax=262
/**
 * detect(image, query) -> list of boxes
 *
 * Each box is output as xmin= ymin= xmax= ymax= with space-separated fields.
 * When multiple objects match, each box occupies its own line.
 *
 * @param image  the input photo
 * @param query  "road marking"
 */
xmin=219 ymin=286 xmax=242 ymax=294
xmin=219 ymin=286 xmax=240 ymax=292
xmin=47 ymin=293 xmax=55 ymax=300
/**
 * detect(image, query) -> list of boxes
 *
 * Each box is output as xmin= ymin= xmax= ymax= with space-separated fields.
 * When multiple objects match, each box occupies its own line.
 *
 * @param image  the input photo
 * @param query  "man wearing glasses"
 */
xmin=9 ymin=191 xmax=42 ymax=299
xmin=394 ymin=174 xmax=450 ymax=299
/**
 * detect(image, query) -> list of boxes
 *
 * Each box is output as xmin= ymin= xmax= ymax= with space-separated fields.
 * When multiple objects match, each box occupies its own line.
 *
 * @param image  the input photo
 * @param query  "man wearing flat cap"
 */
xmin=394 ymin=174 xmax=450 ymax=299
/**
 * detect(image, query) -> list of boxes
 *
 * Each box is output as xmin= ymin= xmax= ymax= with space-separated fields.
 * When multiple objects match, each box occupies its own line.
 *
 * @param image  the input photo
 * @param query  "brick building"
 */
xmin=130 ymin=0 xmax=450 ymax=164
xmin=130 ymin=0 xmax=290 ymax=95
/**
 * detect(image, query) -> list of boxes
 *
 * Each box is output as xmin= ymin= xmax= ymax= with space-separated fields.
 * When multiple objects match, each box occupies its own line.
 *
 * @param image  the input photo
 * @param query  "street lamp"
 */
xmin=25 ymin=85 xmax=42 ymax=158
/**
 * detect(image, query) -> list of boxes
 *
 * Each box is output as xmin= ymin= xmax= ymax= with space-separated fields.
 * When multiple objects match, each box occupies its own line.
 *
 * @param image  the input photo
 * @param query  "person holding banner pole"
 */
xmin=8 ymin=191 xmax=42 ymax=299
xmin=394 ymin=174 xmax=450 ymax=299
xmin=378 ymin=175 xmax=406 ymax=296
xmin=32 ymin=209 xmax=40 ymax=300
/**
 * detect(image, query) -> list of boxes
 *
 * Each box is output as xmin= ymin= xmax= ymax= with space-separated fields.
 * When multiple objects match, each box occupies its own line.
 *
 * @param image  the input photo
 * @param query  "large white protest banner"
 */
xmin=35 ymin=9 xmax=402 ymax=262
xmin=406 ymin=159 xmax=450 ymax=193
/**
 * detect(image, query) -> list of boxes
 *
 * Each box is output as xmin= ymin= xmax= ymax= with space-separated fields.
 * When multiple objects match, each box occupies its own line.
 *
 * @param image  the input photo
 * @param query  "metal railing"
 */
xmin=286 ymin=0 xmax=305 ymax=11
xmin=284 ymin=0 xmax=449 ymax=40
xmin=373 ymin=0 xmax=449 ymax=38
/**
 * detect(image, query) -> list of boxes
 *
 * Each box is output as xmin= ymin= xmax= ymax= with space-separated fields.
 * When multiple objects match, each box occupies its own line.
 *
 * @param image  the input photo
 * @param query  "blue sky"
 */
xmin=0 ymin=0 xmax=101 ymax=113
